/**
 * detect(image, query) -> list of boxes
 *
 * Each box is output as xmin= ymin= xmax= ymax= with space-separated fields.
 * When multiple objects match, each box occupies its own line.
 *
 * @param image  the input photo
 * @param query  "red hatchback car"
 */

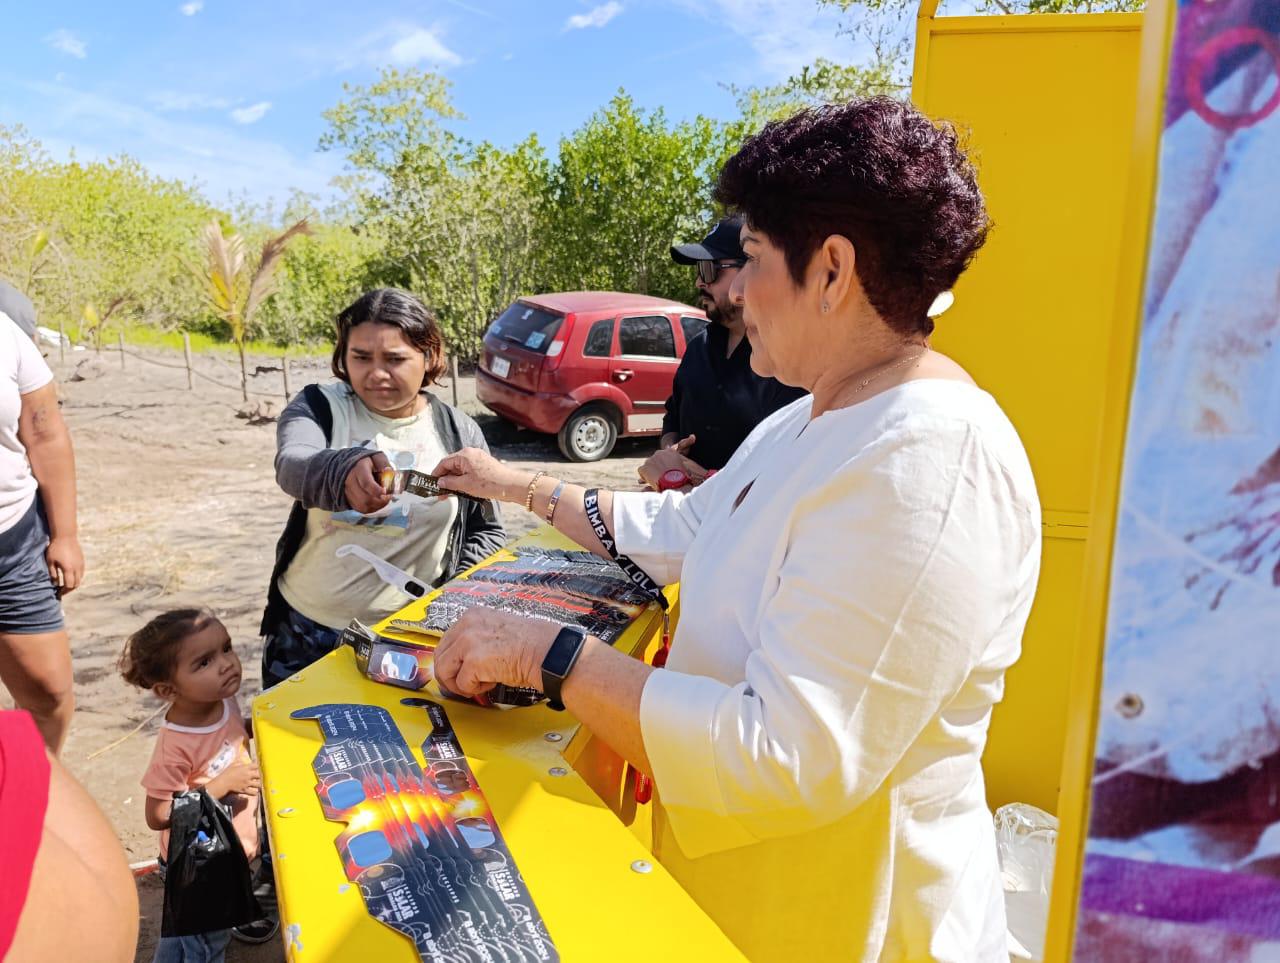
xmin=476 ymin=292 xmax=709 ymax=461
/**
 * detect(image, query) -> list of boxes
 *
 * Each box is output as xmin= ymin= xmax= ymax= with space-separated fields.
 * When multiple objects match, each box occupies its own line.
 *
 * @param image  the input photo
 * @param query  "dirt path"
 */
xmin=7 ymin=345 xmax=655 ymax=961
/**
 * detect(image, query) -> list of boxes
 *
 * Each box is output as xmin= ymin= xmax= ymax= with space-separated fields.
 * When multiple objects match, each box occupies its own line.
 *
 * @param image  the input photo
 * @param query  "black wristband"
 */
xmin=541 ymin=625 xmax=588 ymax=711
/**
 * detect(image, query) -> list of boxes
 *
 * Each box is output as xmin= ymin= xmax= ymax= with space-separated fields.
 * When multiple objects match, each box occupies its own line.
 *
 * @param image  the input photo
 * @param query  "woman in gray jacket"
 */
xmin=260 ymin=289 xmax=505 ymax=688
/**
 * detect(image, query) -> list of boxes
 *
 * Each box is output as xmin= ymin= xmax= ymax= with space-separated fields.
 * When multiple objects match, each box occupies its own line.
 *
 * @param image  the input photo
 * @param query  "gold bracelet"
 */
xmin=524 ymin=470 xmax=546 ymax=514
xmin=545 ymin=480 xmax=566 ymax=523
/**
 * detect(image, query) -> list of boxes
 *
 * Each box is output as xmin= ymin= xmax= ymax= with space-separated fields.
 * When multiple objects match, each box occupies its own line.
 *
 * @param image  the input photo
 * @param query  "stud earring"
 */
xmin=821 ymin=302 xmax=829 ymax=313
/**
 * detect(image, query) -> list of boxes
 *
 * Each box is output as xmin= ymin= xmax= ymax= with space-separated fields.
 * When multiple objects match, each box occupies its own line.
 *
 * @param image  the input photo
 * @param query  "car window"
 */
xmin=486 ymin=302 xmax=564 ymax=354
xmin=619 ymin=315 xmax=676 ymax=358
xmin=583 ymin=318 xmax=614 ymax=357
xmin=680 ymin=315 xmax=708 ymax=344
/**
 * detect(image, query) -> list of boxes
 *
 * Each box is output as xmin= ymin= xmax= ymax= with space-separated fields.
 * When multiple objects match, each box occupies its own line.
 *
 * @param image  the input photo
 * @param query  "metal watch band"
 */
xmin=544 ymin=480 xmax=566 ymax=523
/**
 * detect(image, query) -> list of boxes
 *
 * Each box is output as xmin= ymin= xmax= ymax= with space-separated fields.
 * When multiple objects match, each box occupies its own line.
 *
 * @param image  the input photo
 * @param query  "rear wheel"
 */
xmin=557 ymin=405 xmax=618 ymax=462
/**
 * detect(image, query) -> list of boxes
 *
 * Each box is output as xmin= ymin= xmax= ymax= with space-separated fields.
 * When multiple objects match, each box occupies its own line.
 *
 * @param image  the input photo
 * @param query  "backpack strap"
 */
xmin=302 ymin=382 xmax=333 ymax=444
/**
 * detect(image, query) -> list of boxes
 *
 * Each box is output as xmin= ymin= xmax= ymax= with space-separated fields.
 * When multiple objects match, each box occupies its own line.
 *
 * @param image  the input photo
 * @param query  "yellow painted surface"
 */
xmin=254 ymin=527 xmax=739 ymax=962
xmin=912 ymin=8 xmax=1142 ymax=814
xmin=1043 ymin=0 xmax=1176 ymax=957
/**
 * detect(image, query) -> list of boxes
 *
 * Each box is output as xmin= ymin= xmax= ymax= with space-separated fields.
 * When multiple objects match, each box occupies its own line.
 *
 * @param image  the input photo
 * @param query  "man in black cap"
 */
xmin=0 ymin=280 xmax=38 ymax=340
xmin=638 ymin=217 xmax=806 ymax=489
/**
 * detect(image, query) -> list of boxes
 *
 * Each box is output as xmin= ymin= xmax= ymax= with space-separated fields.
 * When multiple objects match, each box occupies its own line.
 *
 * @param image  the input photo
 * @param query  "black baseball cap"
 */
xmin=0 ymin=280 xmax=36 ymax=338
xmin=671 ymin=216 xmax=745 ymax=265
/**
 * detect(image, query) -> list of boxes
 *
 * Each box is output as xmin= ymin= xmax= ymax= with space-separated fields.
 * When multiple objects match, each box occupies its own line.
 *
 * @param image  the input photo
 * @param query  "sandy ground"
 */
xmin=6 ymin=343 xmax=655 ymax=962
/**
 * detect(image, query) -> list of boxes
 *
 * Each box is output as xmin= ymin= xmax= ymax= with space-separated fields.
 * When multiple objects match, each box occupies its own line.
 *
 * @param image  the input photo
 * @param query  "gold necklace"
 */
xmin=847 ymin=344 xmax=930 ymax=399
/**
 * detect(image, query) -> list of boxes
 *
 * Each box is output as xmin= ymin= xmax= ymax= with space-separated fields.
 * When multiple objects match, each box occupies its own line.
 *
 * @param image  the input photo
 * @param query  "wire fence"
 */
xmin=76 ymin=334 xmax=294 ymax=400
xmin=53 ymin=329 xmax=464 ymax=407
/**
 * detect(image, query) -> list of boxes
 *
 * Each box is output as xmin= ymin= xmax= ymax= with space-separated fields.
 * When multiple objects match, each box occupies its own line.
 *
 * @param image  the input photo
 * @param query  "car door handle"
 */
xmin=613 ymin=369 xmax=634 ymax=382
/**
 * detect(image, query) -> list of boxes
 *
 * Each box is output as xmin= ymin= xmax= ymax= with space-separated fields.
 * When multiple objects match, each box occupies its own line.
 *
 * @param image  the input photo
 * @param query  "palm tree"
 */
xmin=81 ymin=295 xmax=129 ymax=354
xmin=192 ymin=218 xmax=311 ymax=400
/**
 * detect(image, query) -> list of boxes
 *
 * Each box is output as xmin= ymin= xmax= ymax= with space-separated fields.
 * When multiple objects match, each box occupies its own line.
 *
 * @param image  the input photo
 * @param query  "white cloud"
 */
xmin=149 ymin=91 xmax=232 ymax=112
xmin=180 ymin=0 xmax=204 ymax=14
xmin=440 ymin=0 xmax=496 ymax=17
xmin=387 ymin=27 xmax=463 ymax=67
xmin=229 ymin=101 xmax=272 ymax=124
xmin=565 ymin=2 xmax=623 ymax=30
xmin=673 ymin=0 xmax=863 ymax=79
xmin=45 ymin=29 xmax=87 ymax=60
xmin=329 ymin=23 xmax=467 ymax=73
xmin=19 ymin=80 xmax=343 ymax=208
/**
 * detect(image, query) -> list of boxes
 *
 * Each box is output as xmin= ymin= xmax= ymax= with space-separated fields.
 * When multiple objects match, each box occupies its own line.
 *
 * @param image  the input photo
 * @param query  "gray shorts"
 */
xmin=0 ymin=498 xmax=64 ymax=635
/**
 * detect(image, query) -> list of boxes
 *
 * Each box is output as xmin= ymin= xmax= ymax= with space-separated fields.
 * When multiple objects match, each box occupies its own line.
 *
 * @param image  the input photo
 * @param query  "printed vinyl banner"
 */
xmin=1074 ymin=0 xmax=1280 ymax=956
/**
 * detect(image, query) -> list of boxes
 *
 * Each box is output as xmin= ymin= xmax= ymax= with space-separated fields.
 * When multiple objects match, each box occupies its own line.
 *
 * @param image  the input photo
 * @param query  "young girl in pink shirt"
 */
xmin=120 ymin=609 xmax=265 ymax=962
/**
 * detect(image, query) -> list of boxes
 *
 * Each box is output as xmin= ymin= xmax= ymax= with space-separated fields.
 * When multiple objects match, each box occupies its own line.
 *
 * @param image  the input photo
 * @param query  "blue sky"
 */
xmin=1 ymin=1 xmax=871 ymax=210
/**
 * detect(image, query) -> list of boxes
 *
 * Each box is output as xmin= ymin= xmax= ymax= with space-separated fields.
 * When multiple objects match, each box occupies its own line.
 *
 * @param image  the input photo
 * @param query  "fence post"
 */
xmin=282 ymin=355 xmax=291 ymax=402
xmin=182 ymin=333 xmax=194 ymax=390
xmin=450 ymin=355 xmax=459 ymax=408
xmin=118 ymin=332 xmax=126 ymax=370
xmin=58 ymin=320 xmax=65 ymax=364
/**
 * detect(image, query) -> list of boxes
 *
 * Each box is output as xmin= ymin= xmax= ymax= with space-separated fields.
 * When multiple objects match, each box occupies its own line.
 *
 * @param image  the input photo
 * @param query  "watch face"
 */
xmin=659 ymin=468 xmax=689 ymax=491
xmin=543 ymin=627 xmax=585 ymax=677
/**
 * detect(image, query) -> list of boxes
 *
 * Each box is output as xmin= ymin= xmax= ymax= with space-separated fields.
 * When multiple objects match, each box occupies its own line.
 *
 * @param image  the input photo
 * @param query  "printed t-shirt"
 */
xmin=278 ymin=383 xmax=459 ymax=630
xmin=141 ymin=698 xmax=259 ymax=859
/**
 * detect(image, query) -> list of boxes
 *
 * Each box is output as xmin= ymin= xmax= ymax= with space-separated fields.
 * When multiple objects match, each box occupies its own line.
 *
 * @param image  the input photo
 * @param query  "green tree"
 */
xmin=320 ymin=68 xmax=552 ymax=361
xmin=320 ymin=67 xmax=461 ymax=181
xmin=541 ymin=91 xmax=725 ymax=305
xmin=408 ymin=138 xmax=550 ymax=360
xmin=319 ymin=66 xmax=464 ymax=265
xmin=258 ymin=219 xmax=380 ymax=347
xmin=0 ymin=127 xmax=56 ymax=291
xmin=0 ymin=128 xmax=214 ymax=336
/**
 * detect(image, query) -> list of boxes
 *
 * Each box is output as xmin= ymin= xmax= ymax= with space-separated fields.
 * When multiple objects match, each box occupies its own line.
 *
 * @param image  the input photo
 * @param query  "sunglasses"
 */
xmin=697 ymin=258 xmax=746 ymax=285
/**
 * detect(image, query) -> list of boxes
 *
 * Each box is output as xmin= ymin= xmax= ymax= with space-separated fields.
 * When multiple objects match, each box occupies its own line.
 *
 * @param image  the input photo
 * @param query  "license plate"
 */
xmin=491 ymin=356 xmax=511 ymax=378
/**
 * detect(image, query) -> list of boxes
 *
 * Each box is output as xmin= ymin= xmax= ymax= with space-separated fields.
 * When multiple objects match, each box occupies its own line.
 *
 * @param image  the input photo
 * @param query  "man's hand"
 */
xmin=205 ymin=760 xmax=261 ymax=800
xmin=637 ymin=434 xmax=709 ymax=491
xmin=344 ymin=452 xmax=393 ymax=514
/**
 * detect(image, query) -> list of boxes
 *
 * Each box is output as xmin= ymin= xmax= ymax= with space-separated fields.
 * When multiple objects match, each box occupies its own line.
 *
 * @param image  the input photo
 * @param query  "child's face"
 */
xmin=163 ymin=618 xmax=242 ymax=705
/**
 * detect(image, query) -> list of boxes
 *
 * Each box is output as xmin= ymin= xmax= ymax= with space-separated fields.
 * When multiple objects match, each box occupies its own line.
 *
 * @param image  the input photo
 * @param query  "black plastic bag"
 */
xmin=160 ymin=789 xmax=262 ymax=937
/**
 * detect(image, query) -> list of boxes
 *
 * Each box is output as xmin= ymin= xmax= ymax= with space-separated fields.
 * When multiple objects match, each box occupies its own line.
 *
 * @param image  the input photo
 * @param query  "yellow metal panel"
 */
xmin=1043 ymin=0 xmax=1176 ymax=956
xmin=989 ymin=534 xmax=1087 ymax=813
xmin=917 ymin=18 xmax=1141 ymax=515
xmin=254 ymin=528 xmax=738 ymax=962
xmin=913 ymin=9 xmax=1142 ymax=813
xmin=927 ymin=11 xmax=1143 ymax=35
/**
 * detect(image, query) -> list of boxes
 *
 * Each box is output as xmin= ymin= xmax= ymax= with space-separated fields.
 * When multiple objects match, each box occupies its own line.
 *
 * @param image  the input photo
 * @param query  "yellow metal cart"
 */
xmin=251 ymin=0 xmax=1215 ymax=953
xmin=253 ymin=527 xmax=741 ymax=962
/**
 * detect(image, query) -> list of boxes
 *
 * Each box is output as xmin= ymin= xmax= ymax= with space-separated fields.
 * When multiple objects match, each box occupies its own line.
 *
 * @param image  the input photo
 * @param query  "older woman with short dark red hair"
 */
xmin=431 ymin=99 xmax=1042 ymax=961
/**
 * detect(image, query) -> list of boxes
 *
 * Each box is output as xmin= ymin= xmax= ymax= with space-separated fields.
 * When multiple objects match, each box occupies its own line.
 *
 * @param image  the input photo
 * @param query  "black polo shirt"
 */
xmin=662 ymin=323 xmax=808 ymax=470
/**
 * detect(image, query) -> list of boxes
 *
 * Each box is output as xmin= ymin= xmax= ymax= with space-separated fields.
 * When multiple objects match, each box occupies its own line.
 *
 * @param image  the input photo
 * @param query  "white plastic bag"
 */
xmin=995 ymin=802 xmax=1058 ymax=961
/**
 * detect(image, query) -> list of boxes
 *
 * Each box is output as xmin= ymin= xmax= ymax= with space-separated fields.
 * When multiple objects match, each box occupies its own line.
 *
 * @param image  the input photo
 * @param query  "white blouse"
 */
xmin=614 ymin=381 xmax=1041 ymax=962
